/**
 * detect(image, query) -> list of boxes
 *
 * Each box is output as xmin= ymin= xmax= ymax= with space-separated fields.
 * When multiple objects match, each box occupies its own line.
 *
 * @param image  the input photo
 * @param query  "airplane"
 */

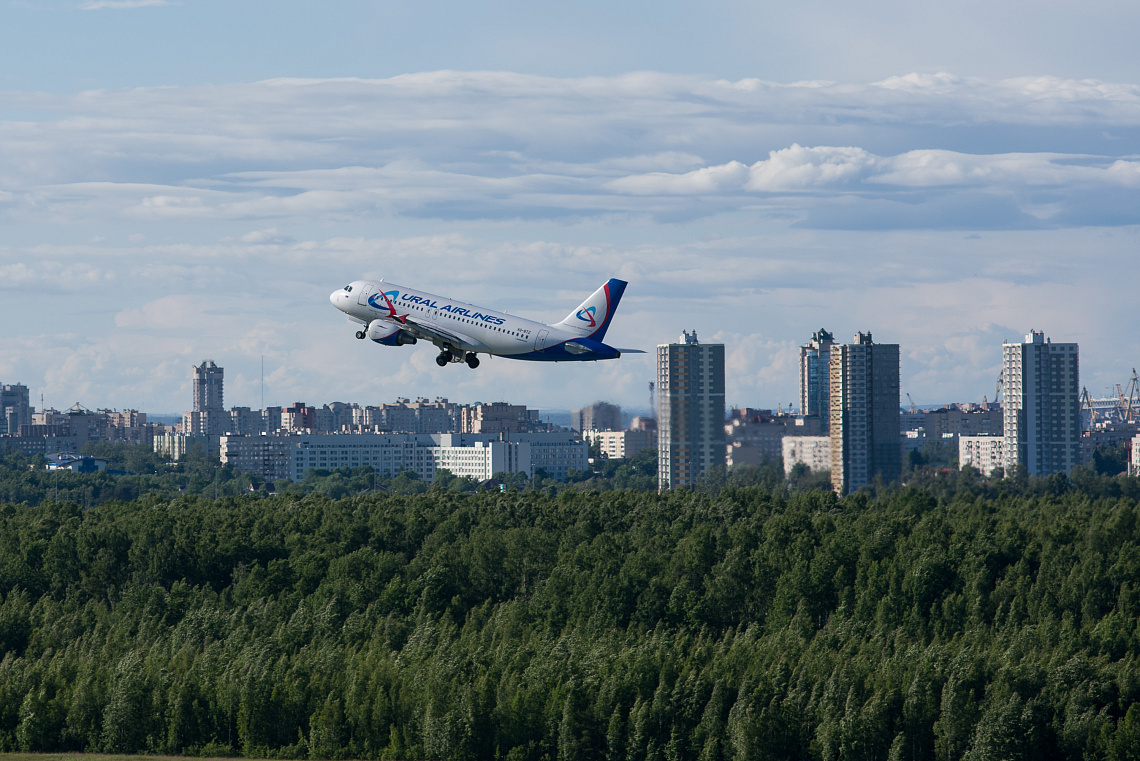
xmin=329 ymin=277 xmax=643 ymax=368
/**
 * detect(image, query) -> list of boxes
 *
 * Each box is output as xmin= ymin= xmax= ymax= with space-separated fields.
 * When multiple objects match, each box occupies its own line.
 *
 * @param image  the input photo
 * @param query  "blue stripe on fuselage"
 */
xmin=504 ymin=339 xmax=621 ymax=362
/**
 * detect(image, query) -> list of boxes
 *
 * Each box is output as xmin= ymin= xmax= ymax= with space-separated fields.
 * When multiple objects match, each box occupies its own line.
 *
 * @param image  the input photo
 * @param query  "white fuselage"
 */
xmin=329 ymin=279 xmax=622 ymax=364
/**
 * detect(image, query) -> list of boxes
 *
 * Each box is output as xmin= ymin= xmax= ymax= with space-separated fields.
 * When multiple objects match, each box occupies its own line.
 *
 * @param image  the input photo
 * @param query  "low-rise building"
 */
xmin=154 ymin=433 xmax=217 ymax=461
xmin=0 ymin=436 xmax=77 ymax=456
xmin=221 ymin=431 xmax=585 ymax=483
xmin=1082 ymin=423 xmax=1140 ymax=465
xmin=46 ymin=453 xmax=108 ymax=473
xmin=783 ymin=436 xmax=831 ymax=476
xmin=920 ymin=405 xmax=1004 ymax=438
xmin=463 ymin=402 xmax=532 ymax=434
xmin=583 ymin=428 xmax=656 ymax=460
xmin=959 ymin=436 xmax=1005 ymax=476
xmin=725 ymin=409 xmax=822 ymax=466
xmin=220 ymin=435 xmax=293 ymax=481
xmin=521 ymin=432 xmax=589 ymax=479
xmin=433 ymin=435 xmax=531 ymax=481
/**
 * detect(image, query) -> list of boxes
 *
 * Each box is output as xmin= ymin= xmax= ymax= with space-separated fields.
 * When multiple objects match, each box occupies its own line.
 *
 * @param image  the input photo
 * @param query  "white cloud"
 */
xmin=2 ymin=72 xmax=1139 ymax=412
xmin=746 ymin=145 xmax=878 ymax=191
xmin=2 ymin=73 xmax=1140 ymax=232
xmin=606 ymin=161 xmax=751 ymax=195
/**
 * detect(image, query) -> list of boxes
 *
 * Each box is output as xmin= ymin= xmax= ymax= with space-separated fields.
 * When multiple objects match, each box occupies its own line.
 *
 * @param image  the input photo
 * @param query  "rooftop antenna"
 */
xmin=260 ymin=356 xmax=265 ymax=410
xmin=648 ymin=381 xmax=656 ymax=418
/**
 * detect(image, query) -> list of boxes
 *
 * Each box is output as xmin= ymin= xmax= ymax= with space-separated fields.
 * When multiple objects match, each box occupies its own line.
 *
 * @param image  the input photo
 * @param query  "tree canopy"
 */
xmin=1 ymin=447 xmax=1140 ymax=759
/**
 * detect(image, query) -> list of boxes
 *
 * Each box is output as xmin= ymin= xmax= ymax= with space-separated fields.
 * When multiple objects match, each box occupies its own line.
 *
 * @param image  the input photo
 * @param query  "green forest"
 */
xmin=3 ymin=446 xmax=1140 ymax=759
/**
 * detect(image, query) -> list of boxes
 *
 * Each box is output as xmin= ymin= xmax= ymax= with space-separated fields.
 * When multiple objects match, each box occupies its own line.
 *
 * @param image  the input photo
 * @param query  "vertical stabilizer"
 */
xmin=556 ymin=278 xmax=627 ymax=342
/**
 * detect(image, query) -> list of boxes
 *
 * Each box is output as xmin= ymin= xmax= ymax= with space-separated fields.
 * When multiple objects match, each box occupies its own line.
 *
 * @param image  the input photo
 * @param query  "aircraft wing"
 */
xmin=399 ymin=317 xmax=488 ymax=353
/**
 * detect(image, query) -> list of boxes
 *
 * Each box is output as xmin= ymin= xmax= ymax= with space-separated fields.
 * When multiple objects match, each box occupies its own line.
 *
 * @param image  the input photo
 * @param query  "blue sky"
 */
xmin=2 ymin=1 xmax=1139 ymax=414
xmin=6 ymin=0 xmax=1140 ymax=89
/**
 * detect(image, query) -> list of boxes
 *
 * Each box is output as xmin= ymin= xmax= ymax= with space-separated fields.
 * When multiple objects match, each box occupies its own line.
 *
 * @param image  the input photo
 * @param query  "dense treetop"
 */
xmin=1 ymin=444 xmax=1140 ymax=759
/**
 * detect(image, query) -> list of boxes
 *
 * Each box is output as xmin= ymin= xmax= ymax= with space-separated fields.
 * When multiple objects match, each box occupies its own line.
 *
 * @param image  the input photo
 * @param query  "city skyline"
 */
xmin=3 ymin=4 xmax=1139 ymax=414
xmin=0 ymin=324 xmax=1128 ymax=418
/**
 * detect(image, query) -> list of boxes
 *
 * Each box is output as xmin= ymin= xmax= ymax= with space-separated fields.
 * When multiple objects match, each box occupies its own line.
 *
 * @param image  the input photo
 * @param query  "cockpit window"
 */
xmin=344 ymin=285 xmax=353 ymax=292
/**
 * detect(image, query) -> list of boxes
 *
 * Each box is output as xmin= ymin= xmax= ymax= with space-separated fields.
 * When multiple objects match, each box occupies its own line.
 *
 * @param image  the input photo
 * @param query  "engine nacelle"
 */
xmin=367 ymin=320 xmax=417 ymax=347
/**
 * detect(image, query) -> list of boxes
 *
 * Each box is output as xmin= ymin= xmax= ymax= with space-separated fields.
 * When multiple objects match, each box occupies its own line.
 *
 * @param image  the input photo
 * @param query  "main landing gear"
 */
xmin=435 ymin=350 xmax=481 ymax=368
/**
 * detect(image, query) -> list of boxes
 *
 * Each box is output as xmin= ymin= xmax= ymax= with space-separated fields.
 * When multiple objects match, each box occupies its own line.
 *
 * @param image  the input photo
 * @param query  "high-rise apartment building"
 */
xmin=0 ymin=382 xmax=32 ymax=436
xmin=1001 ymin=331 xmax=1079 ymax=476
xmin=829 ymin=332 xmax=901 ymax=493
xmin=657 ymin=331 xmax=725 ymax=489
xmin=193 ymin=360 xmax=224 ymax=412
xmin=571 ymin=402 xmax=622 ymax=432
xmin=184 ymin=360 xmax=226 ymax=435
xmin=800 ymin=329 xmax=835 ymax=433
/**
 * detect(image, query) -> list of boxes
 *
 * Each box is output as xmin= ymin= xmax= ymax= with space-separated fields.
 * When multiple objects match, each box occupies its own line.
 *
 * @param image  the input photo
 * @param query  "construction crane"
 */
xmin=1081 ymin=386 xmax=1097 ymax=426
xmin=648 ymin=381 xmax=656 ymax=418
xmin=906 ymin=393 xmax=917 ymax=413
xmin=1117 ymin=368 xmax=1139 ymax=423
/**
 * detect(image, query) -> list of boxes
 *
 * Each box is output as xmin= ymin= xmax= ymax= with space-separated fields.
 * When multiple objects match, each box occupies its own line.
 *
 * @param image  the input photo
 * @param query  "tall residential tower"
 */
xmin=799 ymin=328 xmax=835 ymax=432
xmin=184 ymin=360 xmax=227 ymax=435
xmin=1001 ymin=331 xmax=1079 ymax=476
xmin=0 ymin=382 xmax=32 ymax=436
xmin=657 ymin=331 xmax=725 ymax=489
xmin=829 ymin=332 xmax=901 ymax=493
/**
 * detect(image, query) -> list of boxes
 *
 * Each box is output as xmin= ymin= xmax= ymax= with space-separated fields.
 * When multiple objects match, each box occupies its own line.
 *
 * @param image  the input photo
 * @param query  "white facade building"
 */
xmin=959 ymin=436 xmax=1006 ymax=476
xmin=1130 ymin=434 xmax=1140 ymax=477
xmin=219 ymin=431 xmax=585 ymax=483
xmin=584 ymin=428 xmax=656 ymax=460
xmin=155 ymin=433 xmax=215 ymax=461
xmin=432 ymin=439 xmax=530 ymax=481
xmin=783 ymin=436 xmax=831 ymax=476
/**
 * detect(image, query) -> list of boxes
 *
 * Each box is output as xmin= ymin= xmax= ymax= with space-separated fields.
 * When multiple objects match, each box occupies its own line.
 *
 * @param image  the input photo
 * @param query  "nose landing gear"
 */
xmin=355 ymin=330 xmax=366 ymax=339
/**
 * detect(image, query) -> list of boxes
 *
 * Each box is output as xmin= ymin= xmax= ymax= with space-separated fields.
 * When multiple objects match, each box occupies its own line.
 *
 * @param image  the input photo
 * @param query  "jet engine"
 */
xmin=367 ymin=320 xmax=417 ymax=347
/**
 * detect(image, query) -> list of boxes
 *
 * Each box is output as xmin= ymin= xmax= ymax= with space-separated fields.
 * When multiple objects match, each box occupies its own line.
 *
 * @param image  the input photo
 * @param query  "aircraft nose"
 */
xmin=330 ymin=290 xmax=346 ymax=309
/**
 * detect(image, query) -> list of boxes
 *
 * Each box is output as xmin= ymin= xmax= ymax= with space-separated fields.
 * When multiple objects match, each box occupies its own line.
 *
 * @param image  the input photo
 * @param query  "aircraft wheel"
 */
xmin=436 ymin=352 xmax=450 ymax=367
xmin=355 ymin=331 xmax=366 ymax=339
xmin=466 ymin=353 xmax=480 ymax=369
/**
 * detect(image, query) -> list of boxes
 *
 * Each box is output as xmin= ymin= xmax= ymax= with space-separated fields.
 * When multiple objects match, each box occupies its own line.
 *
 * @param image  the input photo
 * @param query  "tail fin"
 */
xmin=556 ymin=278 xmax=627 ymax=342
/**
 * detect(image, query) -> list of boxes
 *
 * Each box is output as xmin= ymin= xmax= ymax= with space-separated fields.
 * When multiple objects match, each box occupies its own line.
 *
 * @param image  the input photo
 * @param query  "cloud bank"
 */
xmin=2 ymin=72 xmax=1139 ymax=413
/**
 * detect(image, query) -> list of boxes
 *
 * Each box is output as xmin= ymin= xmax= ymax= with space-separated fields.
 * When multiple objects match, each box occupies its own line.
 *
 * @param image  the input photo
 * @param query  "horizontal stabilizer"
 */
xmin=612 ymin=348 xmax=646 ymax=354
